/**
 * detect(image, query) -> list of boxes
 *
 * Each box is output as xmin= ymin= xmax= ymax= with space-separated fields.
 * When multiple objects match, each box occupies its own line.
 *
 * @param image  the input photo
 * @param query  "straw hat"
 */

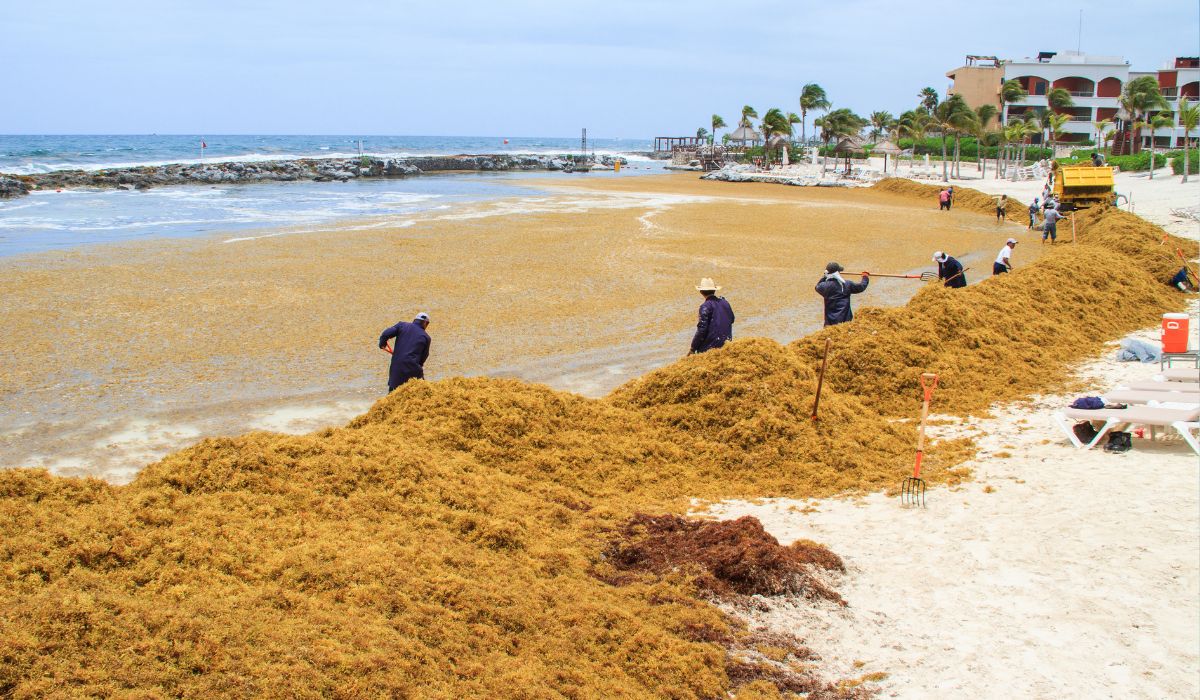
xmin=695 ymin=277 xmax=721 ymax=291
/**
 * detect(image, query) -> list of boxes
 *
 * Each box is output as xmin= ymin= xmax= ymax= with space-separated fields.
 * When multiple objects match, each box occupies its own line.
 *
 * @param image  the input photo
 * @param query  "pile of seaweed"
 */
xmin=0 ymin=182 xmax=1188 ymax=698
xmin=872 ymin=177 xmax=1025 ymax=216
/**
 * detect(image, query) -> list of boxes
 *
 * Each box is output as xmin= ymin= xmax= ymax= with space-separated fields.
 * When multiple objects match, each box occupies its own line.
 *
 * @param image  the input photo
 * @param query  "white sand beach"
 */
xmin=703 ymin=302 xmax=1200 ymax=698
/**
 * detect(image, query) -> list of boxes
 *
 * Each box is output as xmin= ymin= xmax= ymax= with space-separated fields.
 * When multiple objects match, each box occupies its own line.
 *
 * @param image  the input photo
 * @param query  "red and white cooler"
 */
xmin=1161 ymin=313 xmax=1190 ymax=353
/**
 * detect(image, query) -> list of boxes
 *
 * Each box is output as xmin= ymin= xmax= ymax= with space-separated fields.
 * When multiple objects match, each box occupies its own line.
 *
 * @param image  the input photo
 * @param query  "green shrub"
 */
xmin=1171 ymin=150 xmax=1199 ymax=174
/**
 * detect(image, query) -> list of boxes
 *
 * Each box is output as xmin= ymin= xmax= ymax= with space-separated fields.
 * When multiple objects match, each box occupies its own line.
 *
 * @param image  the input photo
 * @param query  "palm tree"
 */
xmin=999 ymin=79 xmax=1028 ymax=126
xmin=1002 ymin=121 xmax=1024 ymax=175
xmin=1120 ymin=76 xmax=1169 ymax=153
xmin=1093 ymin=119 xmax=1113 ymax=159
xmin=1178 ymin=99 xmax=1199 ymax=183
xmin=710 ymin=114 xmax=726 ymax=145
xmin=918 ymin=87 xmax=939 ymax=113
xmin=1021 ymin=115 xmax=1041 ymax=165
xmin=974 ymin=104 xmax=998 ymax=174
xmin=932 ymin=94 xmax=969 ymax=181
xmin=740 ymin=105 xmax=758 ymax=127
xmin=814 ymin=108 xmax=866 ymax=174
xmin=897 ymin=109 xmax=930 ymax=170
xmin=798 ymin=83 xmax=830 ymax=145
xmin=760 ymin=108 xmax=792 ymax=165
xmin=1148 ymin=112 xmax=1175 ymax=179
xmin=1047 ymin=113 xmax=1071 ymax=153
xmin=869 ymin=111 xmax=894 ymax=142
xmin=948 ymin=104 xmax=978 ymax=179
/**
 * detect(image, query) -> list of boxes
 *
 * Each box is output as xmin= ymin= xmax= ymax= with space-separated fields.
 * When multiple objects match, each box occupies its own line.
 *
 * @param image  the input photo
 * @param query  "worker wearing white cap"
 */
xmin=994 ymin=239 xmax=1018 ymax=275
xmin=932 ymin=251 xmax=966 ymax=288
xmin=378 ymin=312 xmax=432 ymax=391
xmin=689 ymin=278 xmax=735 ymax=355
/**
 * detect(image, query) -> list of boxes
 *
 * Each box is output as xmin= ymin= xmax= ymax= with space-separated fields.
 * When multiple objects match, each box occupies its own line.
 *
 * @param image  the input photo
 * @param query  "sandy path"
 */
xmin=702 ymin=306 xmax=1200 ymax=698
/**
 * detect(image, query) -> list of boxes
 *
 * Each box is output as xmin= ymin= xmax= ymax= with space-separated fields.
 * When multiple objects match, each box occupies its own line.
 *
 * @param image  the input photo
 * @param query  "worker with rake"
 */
xmin=378 ymin=312 xmax=432 ymax=392
xmin=815 ymin=262 xmax=869 ymax=326
xmin=689 ymin=278 xmax=735 ymax=355
xmin=932 ymin=251 xmax=967 ymax=288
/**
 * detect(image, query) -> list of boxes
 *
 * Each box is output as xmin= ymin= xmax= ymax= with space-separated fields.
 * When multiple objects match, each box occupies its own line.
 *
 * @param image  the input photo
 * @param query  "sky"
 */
xmin=2 ymin=0 xmax=1197 ymax=138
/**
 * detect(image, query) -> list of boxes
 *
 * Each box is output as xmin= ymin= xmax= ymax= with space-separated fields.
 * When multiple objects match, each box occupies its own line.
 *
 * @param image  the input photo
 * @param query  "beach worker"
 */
xmin=378 ymin=312 xmax=431 ymax=392
xmin=993 ymin=239 xmax=1017 ymax=275
xmin=1169 ymin=267 xmax=1195 ymax=292
xmin=996 ymin=194 xmax=1008 ymax=221
xmin=932 ymin=251 xmax=967 ymax=288
xmin=1091 ymin=151 xmax=1104 ymax=166
xmin=1028 ymin=198 xmax=1040 ymax=229
xmin=938 ymin=188 xmax=951 ymax=211
xmin=1042 ymin=206 xmax=1065 ymax=244
xmin=947 ymin=187 xmax=954 ymax=209
xmin=815 ymin=262 xmax=869 ymax=327
xmin=689 ymin=278 xmax=735 ymax=355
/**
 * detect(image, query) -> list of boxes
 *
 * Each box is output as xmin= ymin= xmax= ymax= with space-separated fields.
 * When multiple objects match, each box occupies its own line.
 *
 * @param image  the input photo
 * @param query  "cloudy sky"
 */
xmin=2 ymin=0 xmax=1196 ymax=137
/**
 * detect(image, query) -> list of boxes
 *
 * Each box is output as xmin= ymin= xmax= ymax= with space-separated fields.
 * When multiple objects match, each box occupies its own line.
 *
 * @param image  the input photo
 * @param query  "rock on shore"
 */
xmin=0 ymin=154 xmax=628 ymax=199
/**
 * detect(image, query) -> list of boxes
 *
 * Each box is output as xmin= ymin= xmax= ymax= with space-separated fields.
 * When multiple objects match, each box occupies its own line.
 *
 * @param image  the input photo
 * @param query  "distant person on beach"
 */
xmin=689 ymin=278 xmax=734 ymax=354
xmin=993 ymin=239 xmax=1017 ymax=275
xmin=1043 ymin=206 xmax=1065 ymax=244
xmin=938 ymin=188 xmax=951 ymax=211
xmin=816 ymin=262 xmax=869 ymax=326
xmin=933 ymin=251 xmax=967 ymax=288
xmin=996 ymin=194 xmax=1008 ymax=221
xmin=1028 ymin=198 xmax=1041 ymax=229
xmin=1091 ymin=151 xmax=1105 ymax=166
xmin=378 ymin=312 xmax=431 ymax=392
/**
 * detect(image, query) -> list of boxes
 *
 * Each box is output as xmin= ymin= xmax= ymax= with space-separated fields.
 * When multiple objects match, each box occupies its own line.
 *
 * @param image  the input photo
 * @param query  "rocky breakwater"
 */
xmin=0 ymin=154 xmax=621 ymax=199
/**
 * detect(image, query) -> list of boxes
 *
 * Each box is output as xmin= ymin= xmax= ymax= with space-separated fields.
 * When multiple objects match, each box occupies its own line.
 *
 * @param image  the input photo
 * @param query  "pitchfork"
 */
xmin=901 ymin=372 xmax=939 ymax=508
xmin=860 ymin=271 xmax=938 ymax=281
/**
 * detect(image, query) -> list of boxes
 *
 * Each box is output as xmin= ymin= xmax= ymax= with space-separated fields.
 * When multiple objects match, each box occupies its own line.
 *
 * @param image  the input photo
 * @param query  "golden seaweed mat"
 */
xmin=0 ymin=173 xmax=1039 ymax=480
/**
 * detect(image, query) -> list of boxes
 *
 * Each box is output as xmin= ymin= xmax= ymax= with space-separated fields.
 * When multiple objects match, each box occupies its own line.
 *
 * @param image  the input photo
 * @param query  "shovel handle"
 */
xmin=381 ymin=344 xmax=393 ymax=355
xmin=913 ymin=373 xmax=939 ymax=477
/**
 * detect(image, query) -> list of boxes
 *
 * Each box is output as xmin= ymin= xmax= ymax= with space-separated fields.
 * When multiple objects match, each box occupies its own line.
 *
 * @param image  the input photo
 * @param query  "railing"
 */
xmin=1067 ymin=115 xmax=1092 ymax=122
xmin=1066 ymin=90 xmax=1094 ymax=97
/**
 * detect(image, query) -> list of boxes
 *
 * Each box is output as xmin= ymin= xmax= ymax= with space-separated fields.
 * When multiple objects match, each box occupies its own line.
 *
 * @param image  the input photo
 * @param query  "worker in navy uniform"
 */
xmin=815 ymin=262 xmax=869 ymax=326
xmin=378 ymin=312 xmax=431 ymax=392
xmin=932 ymin=251 xmax=967 ymax=288
xmin=689 ymin=278 xmax=735 ymax=354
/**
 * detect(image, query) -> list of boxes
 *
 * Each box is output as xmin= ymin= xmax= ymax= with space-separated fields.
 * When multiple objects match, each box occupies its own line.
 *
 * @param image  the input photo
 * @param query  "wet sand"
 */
xmin=0 ymin=173 xmax=1043 ymax=481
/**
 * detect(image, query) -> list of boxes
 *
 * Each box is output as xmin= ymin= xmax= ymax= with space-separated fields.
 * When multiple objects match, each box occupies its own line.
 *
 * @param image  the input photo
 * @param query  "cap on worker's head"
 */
xmin=825 ymin=262 xmax=844 ymax=273
xmin=932 ymin=251 xmax=947 ymax=263
xmin=1034 ymin=197 xmax=1039 ymax=202
xmin=695 ymin=277 xmax=721 ymax=292
xmin=1006 ymin=238 xmax=1018 ymax=245
xmin=414 ymin=312 xmax=430 ymax=323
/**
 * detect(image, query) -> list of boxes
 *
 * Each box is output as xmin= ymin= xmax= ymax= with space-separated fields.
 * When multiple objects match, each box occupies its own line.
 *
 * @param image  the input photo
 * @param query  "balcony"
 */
xmin=1066 ymin=90 xmax=1094 ymax=98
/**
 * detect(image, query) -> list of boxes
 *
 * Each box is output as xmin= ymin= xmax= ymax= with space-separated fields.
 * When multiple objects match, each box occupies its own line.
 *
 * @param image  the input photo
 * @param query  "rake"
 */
xmin=860 ymin=271 xmax=938 ymax=281
xmin=901 ymin=372 xmax=939 ymax=508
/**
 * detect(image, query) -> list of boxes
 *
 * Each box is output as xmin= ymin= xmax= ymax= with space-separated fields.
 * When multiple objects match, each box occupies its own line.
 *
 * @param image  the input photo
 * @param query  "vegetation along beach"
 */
xmin=1 ymin=2 xmax=1198 ymax=698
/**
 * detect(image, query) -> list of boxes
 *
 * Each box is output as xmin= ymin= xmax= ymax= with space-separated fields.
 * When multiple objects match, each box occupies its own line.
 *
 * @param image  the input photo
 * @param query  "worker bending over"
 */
xmin=816 ymin=262 xmax=869 ymax=326
xmin=932 ymin=251 xmax=966 ymax=288
xmin=689 ymin=278 xmax=734 ymax=354
xmin=993 ymin=239 xmax=1017 ymax=275
xmin=379 ymin=312 xmax=431 ymax=392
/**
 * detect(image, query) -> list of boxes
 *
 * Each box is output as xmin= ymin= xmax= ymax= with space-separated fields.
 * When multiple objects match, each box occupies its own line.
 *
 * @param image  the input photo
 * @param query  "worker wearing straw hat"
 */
xmin=689 ymin=278 xmax=735 ymax=355
xmin=378 ymin=312 xmax=431 ymax=391
xmin=815 ymin=262 xmax=869 ymax=326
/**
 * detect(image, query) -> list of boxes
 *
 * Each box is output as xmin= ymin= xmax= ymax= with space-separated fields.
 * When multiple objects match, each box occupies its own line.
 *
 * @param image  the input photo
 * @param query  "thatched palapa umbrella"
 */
xmin=873 ymin=139 xmax=901 ymax=173
xmin=834 ymin=136 xmax=867 ymax=174
xmin=728 ymin=125 xmax=762 ymax=147
xmin=766 ymin=134 xmax=790 ymax=166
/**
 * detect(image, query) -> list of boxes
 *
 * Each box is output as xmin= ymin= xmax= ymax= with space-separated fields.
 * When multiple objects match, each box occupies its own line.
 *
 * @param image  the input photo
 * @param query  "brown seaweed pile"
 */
xmin=0 ymin=180 xmax=1186 ymax=698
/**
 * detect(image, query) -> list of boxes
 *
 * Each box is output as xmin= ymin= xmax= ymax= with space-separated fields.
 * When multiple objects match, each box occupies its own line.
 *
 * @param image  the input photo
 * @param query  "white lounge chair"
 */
xmin=1162 ymin=368 xmax=1200 ymax=382
xmin=1103 ymin=389 xmax=1200 ymax=405
xmin=1119 ymin=380 xmax=1200 ymax=392
xmin=1053 ymin=405 xmax=1200 ymax=454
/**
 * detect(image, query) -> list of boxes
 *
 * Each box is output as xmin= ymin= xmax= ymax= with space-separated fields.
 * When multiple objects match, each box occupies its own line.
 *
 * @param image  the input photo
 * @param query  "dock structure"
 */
xmin=653 ymin=136 xmax=706 ymax=154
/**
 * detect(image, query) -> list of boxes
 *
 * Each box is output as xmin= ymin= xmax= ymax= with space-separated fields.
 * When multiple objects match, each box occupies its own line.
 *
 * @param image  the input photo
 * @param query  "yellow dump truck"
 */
xmin=1052 ymin=162 xmax=1115 ymax=210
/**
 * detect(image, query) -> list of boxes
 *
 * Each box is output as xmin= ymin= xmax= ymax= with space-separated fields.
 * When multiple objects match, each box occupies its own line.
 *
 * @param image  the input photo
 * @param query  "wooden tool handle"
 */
xmin=811 ymin=338 xmax=832 ymax=421
xmin=913 ymin=373 xmax=939 ymax=476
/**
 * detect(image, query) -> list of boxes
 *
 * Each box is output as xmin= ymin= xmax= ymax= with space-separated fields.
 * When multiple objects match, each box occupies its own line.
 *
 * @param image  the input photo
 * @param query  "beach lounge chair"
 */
xmin=1162 ymin=367 xmax=1200 ymax=382
xmin=1101 ymin=389 xmax=1200 ymax=406
xmin=1119 ymin=380 xmax=1200 ymax=392
xmin=1053 ymin=405 xmax=1200 ymax=454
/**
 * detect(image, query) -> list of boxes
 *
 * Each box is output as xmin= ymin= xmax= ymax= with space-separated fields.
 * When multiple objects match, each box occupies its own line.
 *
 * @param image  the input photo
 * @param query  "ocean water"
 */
xmin=0 ymin=135 xmax=663 ymax=257
xmin=0 ymin=134 xmax=653 ymax=175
